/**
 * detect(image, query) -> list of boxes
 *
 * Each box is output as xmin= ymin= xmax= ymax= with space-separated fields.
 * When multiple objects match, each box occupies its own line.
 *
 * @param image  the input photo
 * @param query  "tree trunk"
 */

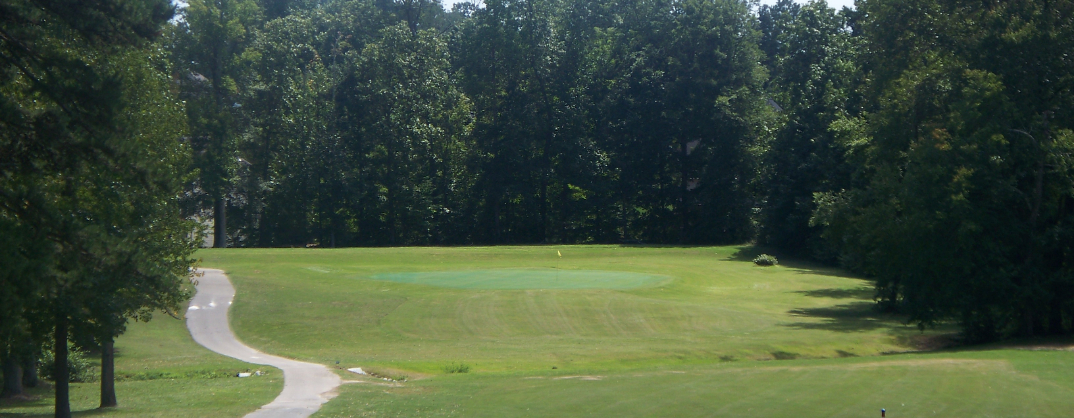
xmin=100 ymin=337 xmax=117 ymax=408
xmin=21 ymin=351 xmax=38 ymax=388
xmin=214 ymin=196 xmax=227 ymax=248
xmin=679 ymin=140 xmax=688 ymax=244
xmin=1 ymin=355 xmax=22 ymax=398
xmin=539 ymin=171 xmax=548 ymax=243
xmin=55 ymin=317 xmax=71 ymax=418
xmin=1048 ymin=296 xmax=1065 ymax=335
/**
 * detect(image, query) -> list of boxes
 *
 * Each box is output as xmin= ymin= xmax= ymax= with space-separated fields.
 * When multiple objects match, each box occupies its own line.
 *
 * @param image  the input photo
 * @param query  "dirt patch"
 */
xmin=756 ymin=358 xmax=1012 ymax=373
xmin=904 ymin=333 xmax=961 ymax=351
xmin=553 ymin=375 xmax=603 ymax=381
xmin=342 ymin=379 xmax=404 ymax=387
xmin=335 ymin=365 xmax=431 ymax=382
xmin=991 ymin=337 xmax=1074 ymax=352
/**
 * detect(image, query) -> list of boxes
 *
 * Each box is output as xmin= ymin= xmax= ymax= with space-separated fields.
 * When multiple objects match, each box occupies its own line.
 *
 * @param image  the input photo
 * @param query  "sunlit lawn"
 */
xmin=5 ymin=245 xmax=1072 ymax=417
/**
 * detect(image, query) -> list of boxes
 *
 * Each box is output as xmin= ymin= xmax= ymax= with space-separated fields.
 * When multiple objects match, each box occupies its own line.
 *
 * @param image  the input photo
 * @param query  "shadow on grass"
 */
xmin=795 ymin=287 xmax=874 ymax=299
xmin=0 ymin=385 xmax=112 ymax=418
xmin=724 ymin=246 xmax=868 ymax=281
xmin=0 ymin=396 xmax=112 ymax=418
xmin=0 ymin=410 xmax=111 ymax=418
xmin=725 ymin=246 xmax=769 ymax=263
xmin=784 ymin=301 xmax=898 ymax=333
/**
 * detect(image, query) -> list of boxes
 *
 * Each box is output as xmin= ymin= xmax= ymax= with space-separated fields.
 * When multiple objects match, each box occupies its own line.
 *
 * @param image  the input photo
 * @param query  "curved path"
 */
xmin=186 ymin=269 xmax=342 ymax=418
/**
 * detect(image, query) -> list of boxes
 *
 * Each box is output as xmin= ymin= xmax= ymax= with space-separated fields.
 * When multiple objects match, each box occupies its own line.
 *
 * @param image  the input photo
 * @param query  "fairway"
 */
xmin=369 ymin=268 xmax=668 ymax=289
xmin=8 ymin=245 xmax=1071 ymax=417
xmin=191 ymin=245 xmax=1074 ymax=417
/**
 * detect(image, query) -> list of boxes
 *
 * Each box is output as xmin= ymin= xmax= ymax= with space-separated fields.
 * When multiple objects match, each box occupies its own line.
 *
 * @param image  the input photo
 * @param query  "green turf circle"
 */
xmin=368 ymin=268 xmax=669 ymax=289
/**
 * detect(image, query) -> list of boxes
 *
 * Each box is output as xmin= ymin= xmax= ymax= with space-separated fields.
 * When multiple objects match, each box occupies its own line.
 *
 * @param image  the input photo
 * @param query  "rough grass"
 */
xmin=317 ymin=349 xmax=1074 ymax=417
xmin=0 ymin=299 xmax=280 ymax=417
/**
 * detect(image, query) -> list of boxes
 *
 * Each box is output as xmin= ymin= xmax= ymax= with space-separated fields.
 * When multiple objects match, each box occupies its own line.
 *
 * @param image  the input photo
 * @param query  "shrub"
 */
xmin=443 ymin=362 xmax=471 ymax=374
xmin=40 ymin=345 xmax=98 ymax=383
xmin=753 ymin=254 xmax=778 ymax=266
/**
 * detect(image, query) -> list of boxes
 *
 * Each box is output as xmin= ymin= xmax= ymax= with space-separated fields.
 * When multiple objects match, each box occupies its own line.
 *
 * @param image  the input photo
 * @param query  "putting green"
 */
xmin=368 ymin=268 xmax=669 ymax=289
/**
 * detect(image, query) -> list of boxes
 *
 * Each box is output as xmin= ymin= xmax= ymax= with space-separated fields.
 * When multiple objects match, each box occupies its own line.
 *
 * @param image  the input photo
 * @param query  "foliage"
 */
xmin=753 ymin=254 xmax=779 ymax=266
xmin=338 ymin=23 xmax=474 ymax=245
xmin=0 ymin=0 xmax=199 ymax=413
xmin=39 ymin=345 xmax=97 ymax=384
xmin=114 ymin=0 xmax=1074 ymax=342
xmin=812 ymin=0 xmax=1074 ymax=340
xmin=758 ymin=0 xmax=862 ymax=260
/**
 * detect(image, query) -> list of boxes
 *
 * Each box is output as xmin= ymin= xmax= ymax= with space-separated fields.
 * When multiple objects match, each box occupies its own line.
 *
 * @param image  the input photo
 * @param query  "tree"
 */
xmin=338 ymin=23 xmax=474 ymax=244
xmin=758 ymin=0 xmax=862 ymax=259
xmin=812 ymin=0 xmax=1074 ymax=340
xmin=586 ymin=0 xmax=767 ymax=243
xmin=173 ymin=0 xmax=264 ymax=248
xmin=0 ymin=0 xmax=197 ymax=415
xmin=452 ymin=0 xmax=567 ymax=243
xmin=85 ymin=46 xmax=197 ymax=409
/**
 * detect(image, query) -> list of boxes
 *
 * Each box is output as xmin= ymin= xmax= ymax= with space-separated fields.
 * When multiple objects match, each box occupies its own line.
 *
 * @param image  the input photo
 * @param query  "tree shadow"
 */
xmin=725 ymin=246 xmax=769 ymax=262
xmin=0 ymin=400 xmax=112 ymax=417
xmin=783 ymin=301 xmax=899 ymax=333
xmin=0 ymin=385 xmax=111 ymax=417
xmin=795 ymin=287 xmax=874 ymax=299
xmin=0 ymin=410 xmax=111 ymax=417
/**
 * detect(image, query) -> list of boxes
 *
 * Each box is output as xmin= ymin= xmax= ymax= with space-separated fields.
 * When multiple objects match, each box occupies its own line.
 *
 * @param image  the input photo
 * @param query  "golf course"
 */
xmin=3 ymin=245 xmax=1073 ymax=417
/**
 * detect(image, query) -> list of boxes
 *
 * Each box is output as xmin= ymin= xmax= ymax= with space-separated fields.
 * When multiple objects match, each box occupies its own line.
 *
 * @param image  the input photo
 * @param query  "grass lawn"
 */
xmin=196 ymin=245 xmax=1074 ymax=417
xmin=205 ymin=245 xmax=943 ymax=372
xmin=0 ymin=295 xmax=280 ymax=417
xmin=6 ymin=245 xmax=1072 ymax=417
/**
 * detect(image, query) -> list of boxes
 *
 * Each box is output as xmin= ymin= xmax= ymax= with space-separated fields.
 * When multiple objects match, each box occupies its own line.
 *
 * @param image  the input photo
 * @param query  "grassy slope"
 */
xmin=194 ymin=245 xmax=1074 ymax=417
xmin=318 ymin=349 xmax=1074 ymax=417
xmin=0 ymin=298 xmax=280 ymax=417
xmin=207 ymin=245 xmax=938 ymax=373
xmin=8 ymin=245 xmax=1071 ymax=417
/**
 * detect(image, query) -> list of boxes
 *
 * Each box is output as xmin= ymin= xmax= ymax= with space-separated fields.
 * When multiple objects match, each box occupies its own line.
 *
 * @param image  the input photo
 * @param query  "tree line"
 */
xmin=181 ymin=0 xmax=1074 ymax=341
xmin=1 ymin=0 xmax=197 ymax=415
xmin=2 ymin=0 xmax=1073 ymax=415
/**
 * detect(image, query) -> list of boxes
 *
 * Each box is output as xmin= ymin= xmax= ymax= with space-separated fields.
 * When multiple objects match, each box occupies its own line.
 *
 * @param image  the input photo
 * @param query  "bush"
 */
xmin=753 ymin=254 xmax=778 ymax=266
xmin=40 ymin=344 xmax=98 ymax=383
xmin=443 ymin=362 xmax=471 ymax=374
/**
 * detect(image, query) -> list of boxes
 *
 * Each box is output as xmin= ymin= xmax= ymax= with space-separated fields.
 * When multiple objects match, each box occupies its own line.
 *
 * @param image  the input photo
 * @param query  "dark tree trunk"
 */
xmin=1049 ymin=296 xmax=1065 ymax=335
xmin=539 ymin=172 xmax=548 ymax=243
xmin=100 ymin=337 xmax=117 ymax=408
xmin=1 ymin=355 xmax=22 ymax=398
xmin=679 ymin=140 xmax=688 ymax=244
xmin=493 ymin=193 xmax=502 ymax=243
xmin=214 ymin=196 xmax=227 ymax=248
xmin=55 ymin=317 xmax=71 ymax=418
xmin=21 ymin=352 xmax=37 ymax=388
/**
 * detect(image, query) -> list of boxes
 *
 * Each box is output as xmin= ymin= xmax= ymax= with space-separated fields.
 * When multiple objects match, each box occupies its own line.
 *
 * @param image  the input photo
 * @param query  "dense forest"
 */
xmin=175 ymin=0 xmax=1074 ymax=340
xmin=2 ymin=0 xmax=1074 ymax=414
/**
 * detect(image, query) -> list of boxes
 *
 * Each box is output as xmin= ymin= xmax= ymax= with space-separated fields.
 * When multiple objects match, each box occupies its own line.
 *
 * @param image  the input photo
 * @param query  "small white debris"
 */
xmin=209 ymin=302 xmax=217 ymax=307
xmin=237 ymin=372 xmax=252 ymax=378
xmin=188 ymin=306 xmax=200 ymax=310
xmin=347 ymin=368 xmax=367 ymax=375
xmin=255 ymin=370 xmax=263 ymax=376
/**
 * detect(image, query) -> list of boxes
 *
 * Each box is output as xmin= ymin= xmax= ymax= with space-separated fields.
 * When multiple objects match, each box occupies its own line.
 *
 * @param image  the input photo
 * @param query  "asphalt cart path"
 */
xmin=186 ymin=269 xmax=341 ymax=418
